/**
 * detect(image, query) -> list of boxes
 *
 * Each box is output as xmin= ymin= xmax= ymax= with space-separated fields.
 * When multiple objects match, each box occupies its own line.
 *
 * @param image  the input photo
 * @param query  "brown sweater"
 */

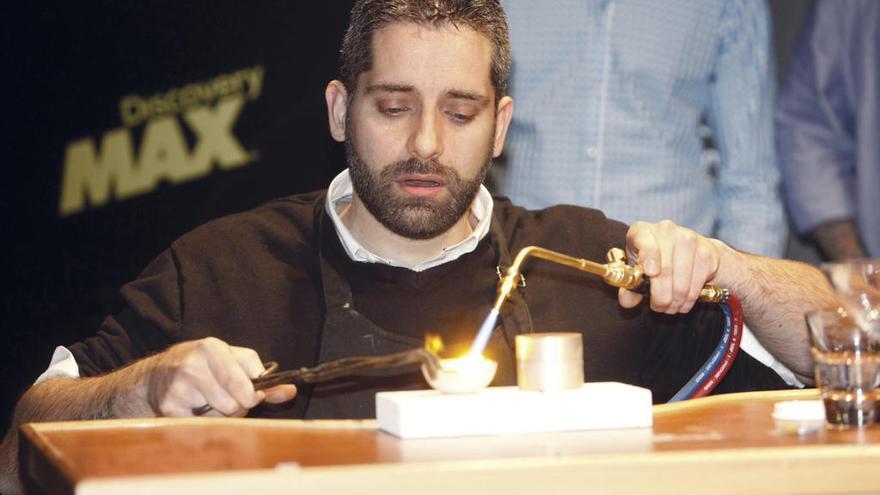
xmin=69 ymin=191 xmax=788 ymax=418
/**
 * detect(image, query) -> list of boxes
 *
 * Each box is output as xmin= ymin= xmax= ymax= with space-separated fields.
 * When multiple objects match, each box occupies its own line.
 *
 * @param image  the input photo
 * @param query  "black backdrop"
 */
xmin=3 ymin=2 xmax=355 ymax=428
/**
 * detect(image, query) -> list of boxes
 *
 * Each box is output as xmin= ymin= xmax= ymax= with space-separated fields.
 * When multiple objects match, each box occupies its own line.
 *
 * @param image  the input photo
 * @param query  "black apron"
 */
xmin=304 ymin=214 xmax=534 ymax=419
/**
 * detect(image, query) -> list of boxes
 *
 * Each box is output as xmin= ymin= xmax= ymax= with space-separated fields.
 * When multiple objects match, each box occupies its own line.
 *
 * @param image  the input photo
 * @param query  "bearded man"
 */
xmin=1 ymin=1 xmax=835 ymax=493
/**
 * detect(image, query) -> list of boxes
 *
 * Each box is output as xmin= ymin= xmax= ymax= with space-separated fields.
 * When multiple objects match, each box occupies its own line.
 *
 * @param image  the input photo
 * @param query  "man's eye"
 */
xmin=447 ymin=111 xmax=475 ymax=123
xmin=382 ymin=106 xmax=409 ymax=116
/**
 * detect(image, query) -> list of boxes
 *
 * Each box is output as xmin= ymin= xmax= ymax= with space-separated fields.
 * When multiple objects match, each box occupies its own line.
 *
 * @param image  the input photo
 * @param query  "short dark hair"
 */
xmin=340 ymin=0 xmax=510 ymax=100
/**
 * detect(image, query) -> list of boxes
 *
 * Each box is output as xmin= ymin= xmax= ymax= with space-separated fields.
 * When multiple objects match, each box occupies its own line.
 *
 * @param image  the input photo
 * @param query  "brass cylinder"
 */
xmin=515 ymin=333 xmax=584 ymax=391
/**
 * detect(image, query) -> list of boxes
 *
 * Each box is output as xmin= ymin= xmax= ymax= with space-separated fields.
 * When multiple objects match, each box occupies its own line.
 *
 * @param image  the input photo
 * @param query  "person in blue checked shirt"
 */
xmin=499 ymin=0 xmax=787 ymax=259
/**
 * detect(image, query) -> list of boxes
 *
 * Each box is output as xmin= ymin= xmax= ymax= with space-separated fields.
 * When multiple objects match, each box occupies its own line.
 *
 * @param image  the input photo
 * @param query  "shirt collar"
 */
xmin=325 ymin=169 xmax=493 ymax=272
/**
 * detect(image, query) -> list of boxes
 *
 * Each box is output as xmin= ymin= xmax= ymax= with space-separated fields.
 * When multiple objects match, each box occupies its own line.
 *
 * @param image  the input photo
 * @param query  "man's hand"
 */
xmin=141 ymin=337 xmax=297 ymax=417
xmin=619 ymin=220 xmax=724 ymax=314
xmin=616 ymin=218 xmax=838 ymax=382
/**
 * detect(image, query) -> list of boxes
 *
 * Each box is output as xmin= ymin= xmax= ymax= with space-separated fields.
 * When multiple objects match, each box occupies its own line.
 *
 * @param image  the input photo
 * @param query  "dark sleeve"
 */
xmin=69 ymin=249 xmax=181 ymax=376
xmin=775 ymin=0 xmax=856 ymax=234
xmin=639 ymin=304 xmax=790 ymax=404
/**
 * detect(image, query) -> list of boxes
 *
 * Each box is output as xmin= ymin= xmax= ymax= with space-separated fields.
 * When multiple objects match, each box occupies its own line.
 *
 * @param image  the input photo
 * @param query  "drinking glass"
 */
xmin=806 ymin=309 xmax=880 ymax=428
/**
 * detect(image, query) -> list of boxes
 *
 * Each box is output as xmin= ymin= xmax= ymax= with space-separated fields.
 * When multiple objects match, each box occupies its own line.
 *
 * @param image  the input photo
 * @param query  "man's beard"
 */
xmin=345 ymin=139 xmax=491 ymax=240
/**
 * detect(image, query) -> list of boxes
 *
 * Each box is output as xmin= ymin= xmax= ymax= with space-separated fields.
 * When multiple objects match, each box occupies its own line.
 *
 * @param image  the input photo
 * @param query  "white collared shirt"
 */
xmin=325 ymin=169 xmax=493 ymax=272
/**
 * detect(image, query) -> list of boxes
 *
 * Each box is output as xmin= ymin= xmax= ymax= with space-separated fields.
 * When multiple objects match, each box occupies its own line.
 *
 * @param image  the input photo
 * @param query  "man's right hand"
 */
xmin=139 ymin=337 xmax=297 ymax=417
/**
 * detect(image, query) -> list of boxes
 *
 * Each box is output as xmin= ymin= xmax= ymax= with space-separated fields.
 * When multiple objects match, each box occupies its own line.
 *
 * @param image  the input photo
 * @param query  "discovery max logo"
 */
xmin=58 ymin=65 xmax=264 ymax=216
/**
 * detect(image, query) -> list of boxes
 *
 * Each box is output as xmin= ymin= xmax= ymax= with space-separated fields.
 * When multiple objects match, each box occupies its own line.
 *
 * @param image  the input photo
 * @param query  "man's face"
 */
xmin=330 ymin=22 xmax=512 ymax=239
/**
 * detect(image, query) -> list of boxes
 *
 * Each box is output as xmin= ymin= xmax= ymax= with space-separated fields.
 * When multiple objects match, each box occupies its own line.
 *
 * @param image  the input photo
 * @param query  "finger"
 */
xmin=231 ymin=346 xmax=266 ymax=379
xmin=263 ymin=384 xmax=298 ymax=404
xmin=618 ymin=287 xmax=643 ymax=309
xmin=199 ymin=339 xmax=257 ymax=414
xmin=229 ymin=346 xmax=272 ymax=410
xmin=199 ymin=406 xmax=230 ymax=418
xmin=681 ymin=240 xmax=720 ymax=314
xmin=157 ymin=380 xmax=212 ymax=418
xmin=192 ymin=404 xmax=240 ymax=418
xmin=626 ymin=222 xmax=660 ymax=276
xmin=668 ymin=230 xmax=697 ymax=314
xmin=648 ymin=221 xmax=676 ymax=312
xmin=680 ymin=279 xmax=701 ymax=315
xmin=197 ymin=375 xmax=246 ymax=416
xmin=194 ymin=393 xmax=258 ymax=418
xmin=226 ymin=405 xmax=250 ymax=418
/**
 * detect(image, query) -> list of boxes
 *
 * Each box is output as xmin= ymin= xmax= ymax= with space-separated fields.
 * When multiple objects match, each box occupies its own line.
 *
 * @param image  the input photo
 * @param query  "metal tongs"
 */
xmin=192 ymin=348 xmax=441 ymax=415
xmin=251 ymin=348 xmax=441 ymax=389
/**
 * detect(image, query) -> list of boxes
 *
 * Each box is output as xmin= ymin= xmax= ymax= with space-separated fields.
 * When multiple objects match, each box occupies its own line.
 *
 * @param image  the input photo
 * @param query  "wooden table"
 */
xmin=19 ymin=389 xmax=880 ymax=495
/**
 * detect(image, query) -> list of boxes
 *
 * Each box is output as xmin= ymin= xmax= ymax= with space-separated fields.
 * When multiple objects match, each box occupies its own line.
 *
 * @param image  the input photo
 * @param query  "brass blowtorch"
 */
xmin=492 ymin=246 xmax=729 ymax=313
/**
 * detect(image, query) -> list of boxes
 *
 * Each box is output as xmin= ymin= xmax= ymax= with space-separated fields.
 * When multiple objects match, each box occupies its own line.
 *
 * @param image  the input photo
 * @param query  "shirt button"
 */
xmin=585 ymin=146 xmax=598 ymax=159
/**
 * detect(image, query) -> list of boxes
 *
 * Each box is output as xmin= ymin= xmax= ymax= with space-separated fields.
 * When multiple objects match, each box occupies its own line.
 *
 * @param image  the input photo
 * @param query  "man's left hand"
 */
xmin=619 ymin=220 xmax=724 ymax=314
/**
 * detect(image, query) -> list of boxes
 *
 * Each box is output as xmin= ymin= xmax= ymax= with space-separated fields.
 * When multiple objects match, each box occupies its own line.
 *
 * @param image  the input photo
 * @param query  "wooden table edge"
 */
xmin=69 ymin=442 xmax=880 ymax=495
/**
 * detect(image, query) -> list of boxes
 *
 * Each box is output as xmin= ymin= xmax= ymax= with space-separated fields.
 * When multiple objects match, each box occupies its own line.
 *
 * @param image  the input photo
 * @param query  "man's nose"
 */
xmin=408 ymin=110 xmax=444 ymax=160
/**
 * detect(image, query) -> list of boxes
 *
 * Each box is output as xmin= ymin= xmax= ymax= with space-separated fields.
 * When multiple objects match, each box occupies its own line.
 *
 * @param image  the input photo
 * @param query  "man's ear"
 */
xmin=325 ymin=80 xmax=349 ymax=142
xmin=491 ymin=96 xmax=514 ymax=157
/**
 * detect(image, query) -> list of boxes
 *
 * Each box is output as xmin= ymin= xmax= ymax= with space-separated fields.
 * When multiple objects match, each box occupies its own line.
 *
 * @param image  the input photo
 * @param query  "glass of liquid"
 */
xmin=807 ymin=309 xmax=880 ymax=428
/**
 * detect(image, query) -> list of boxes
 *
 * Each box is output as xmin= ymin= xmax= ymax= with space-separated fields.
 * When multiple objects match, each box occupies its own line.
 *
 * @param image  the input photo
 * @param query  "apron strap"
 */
xmin=315 ymin=197 xmax=356 ymax=311
xmin=488 ymin=214 xmax=534 ymax=347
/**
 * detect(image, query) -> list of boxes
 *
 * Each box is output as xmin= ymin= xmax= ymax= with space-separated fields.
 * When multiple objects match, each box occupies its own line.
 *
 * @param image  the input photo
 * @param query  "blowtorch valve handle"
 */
xmin=601 ymin=261 xmax=645 ymax=291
